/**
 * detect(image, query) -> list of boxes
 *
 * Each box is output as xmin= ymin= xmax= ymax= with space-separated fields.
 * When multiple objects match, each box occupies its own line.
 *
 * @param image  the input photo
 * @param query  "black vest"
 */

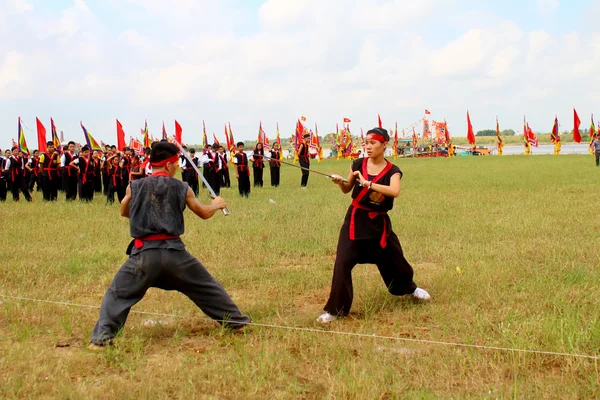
xmin=129 ymin=176 xmax=188 ymax=238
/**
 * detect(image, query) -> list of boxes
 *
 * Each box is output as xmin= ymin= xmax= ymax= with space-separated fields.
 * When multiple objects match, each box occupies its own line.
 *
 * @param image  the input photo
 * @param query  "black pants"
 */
xmin=270 ymin=166 xmax=280 ymax=187
xmin=238 ymin=173 xmax=250 ymax=197
xmin=299 ymin=159 xmax=310 ymax=187
xmin=94 ymin=175 xmax=102 ymax=193
xmin=63 ymin=173 xmax=78 ymax=201
xmin=595 ymin=152 xmax=600 ymax=166
xmin=188 ymin=178 xmax=199 ymax=196
xmin=213 ymin=170 xmax=222 ymax=196
xmin=90 ymin=248 xmax=250 ymax=345
xmin=10 ymin=176 xmax=32 ymax=202
xmin=324 ymin=226 xmax=417 ymax=316
xmin=107 ymin=183 xmax=122 ymax=204
xmin=29 ymin=174 xmax=41 ymax=192
xmin=202 ymin=168 xmax=210 ymax=189
xmin=0 ymin=179 xmax=6 ymax=201
xmin=119 ymin=175 xmax=129 ymax=200
xmin=42 ymin=175 xmax=58 ymax=201
xmin=102 ymin=172 xmax=110 ymax=195
xmin=222 ymin=168 xmax=230 ymax=188
xmin=79 ymin=180 xmax=95 ymax=202
xmin=253 ymin=167 xmax=263 ymax=187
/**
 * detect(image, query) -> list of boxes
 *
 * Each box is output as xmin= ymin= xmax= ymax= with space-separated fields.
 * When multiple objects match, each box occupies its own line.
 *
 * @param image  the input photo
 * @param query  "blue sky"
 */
xmin=1 ymin=0 xmax=599 ymax=148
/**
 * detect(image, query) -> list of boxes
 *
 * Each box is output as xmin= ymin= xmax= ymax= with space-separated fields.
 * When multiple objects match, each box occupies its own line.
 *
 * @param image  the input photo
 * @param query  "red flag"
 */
xmin=425 ymin=109 xmax=431 ymax=114
xmin=228 ymin=123 xmax=236 ymax=153
xmin=377 ymin=114 xmax=382 ymax=128
xmin=466 ymin=111 xmax=476 ymax=145
xmin=174 ymin=120 xmax=182 ymax=144
xmin=573 ymin=108 xmax=581 ymax=143
xmin=213 ymin=133 xmax=220 ymax=145
xmin=36 ymin=117 xmax=47 ymax=153
xmin=116 ymin=119 xmax=126 ymax=151
xmin=343 ymin=117 xmax=351 ymax=123
xmin=258 ymin=121 xmax=264 ymax=143
xmin=551 ymin=116 xmax=560 ymax=143
xmin=224 ymin=124 xmax=230 ymax=150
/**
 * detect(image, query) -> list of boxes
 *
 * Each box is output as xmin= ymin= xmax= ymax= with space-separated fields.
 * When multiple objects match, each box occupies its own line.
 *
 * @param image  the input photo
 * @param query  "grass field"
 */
xmin=1 ymin=155 xmax=600 ymax=399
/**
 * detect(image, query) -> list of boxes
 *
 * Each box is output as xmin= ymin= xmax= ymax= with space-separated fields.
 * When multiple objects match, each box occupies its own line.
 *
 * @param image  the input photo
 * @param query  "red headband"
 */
xmin=150 ymin=154 xmax=179 ymax=167
xmin=366 ymin=134 xmax=387 ymax=143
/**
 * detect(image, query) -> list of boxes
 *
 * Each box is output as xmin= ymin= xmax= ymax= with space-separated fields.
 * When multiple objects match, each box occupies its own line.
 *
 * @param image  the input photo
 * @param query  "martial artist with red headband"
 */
xmin=317 ymin=127 xmax=431 ymax=324
xmin=90 ymin=141 xmax=250 ymax=349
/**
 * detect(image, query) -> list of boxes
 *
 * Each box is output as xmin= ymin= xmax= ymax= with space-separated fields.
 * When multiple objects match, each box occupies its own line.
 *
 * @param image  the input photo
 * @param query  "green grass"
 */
xmin=1 ymin=155 xmax=600 ymax=398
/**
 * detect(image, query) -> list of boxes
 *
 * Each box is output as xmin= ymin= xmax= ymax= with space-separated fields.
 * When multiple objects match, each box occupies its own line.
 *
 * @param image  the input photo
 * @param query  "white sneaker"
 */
xmin=316 ymin=312 xmax=338 ymax=324
xmin=412 ymin=288 xmax=431 ymax=301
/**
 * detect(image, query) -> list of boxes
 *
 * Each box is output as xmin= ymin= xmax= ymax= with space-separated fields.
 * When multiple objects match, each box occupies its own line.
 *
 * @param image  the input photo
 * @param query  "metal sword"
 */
xmin=173 ymin=140 xmax=231 ymax=216
xmin=253 ymin=154 xmax=350 ymax=183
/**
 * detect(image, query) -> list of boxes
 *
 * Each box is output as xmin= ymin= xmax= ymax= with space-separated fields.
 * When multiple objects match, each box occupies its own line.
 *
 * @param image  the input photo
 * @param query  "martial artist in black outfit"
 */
xmin=233 ymin=142 xmax=250 ymax=198
xmin=39 ymin=142 xmax=60 ymax=201
xmin=317 ymin=128 xmax=431 ymax=324
xmin=218 ymin=146 xmax=230 ymax=188
xmin=76 ymin=146 xmax=95 ymax=202
xmin=106 ymin=156 xmax=123 ymax=204
xmin=269 ymin=143 xmax=282 ymax=187
xmin=5 ymin=147 xmax=32 ymax=202
xmin=27 ymin=151 xmax=41 ymax=192
xmin=61 ymin=142 xmax=78 ymax=200
xmin=182 ymin=148 xmax=199 ymax=196
xmin=251 ymin=143 xmax=265 ymax=187
xmin=89 ymin=141 xmax=250 ymax=349
xmin=93 ymin=152 xmax=103 ymax=193
xmin=298 ymin=134 xmax=310 ymax=187
xmin=0 ymin=153 xmax=6 ymax=201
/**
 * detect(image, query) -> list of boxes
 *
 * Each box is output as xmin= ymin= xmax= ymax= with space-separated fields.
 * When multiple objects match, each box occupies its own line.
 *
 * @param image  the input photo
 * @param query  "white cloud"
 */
xmin=0 ymin=1 xmax=599 ymax=145
xmin=537 ymin=0 xmax=559 ymax=13
xmin=0 ymin=51 xmax=26 ymax=94
xmin=2 ymin=0 xmax=33 ymax=14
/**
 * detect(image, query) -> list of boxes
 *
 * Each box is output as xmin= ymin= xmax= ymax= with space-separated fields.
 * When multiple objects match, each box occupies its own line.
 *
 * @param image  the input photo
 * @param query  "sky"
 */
xmin=1 ymin=0 xmax=599 ymax=148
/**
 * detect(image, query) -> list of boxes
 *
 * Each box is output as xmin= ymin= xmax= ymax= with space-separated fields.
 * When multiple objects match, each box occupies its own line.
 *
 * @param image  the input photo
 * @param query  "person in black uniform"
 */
xmin=251 ymin=143 xmax=264 ymax=187
xmin=317 ymin=128 xmax=431 ymax=324
xmin=0 ymin=150 xmax=6 ymax=201
xmin=179 ymin=145 xmax=188 ymax=183
xmin=26 ymin=150 xmax=41 ymax=192
xmin=89 ymin=141 xmax=250 ymax=349
xmin=233 ymin=142 xmax=250 ymax=198
xmin=75 ymin=145 xmax=95 ymax=202
xmin=61 ymin=141 xmax=78 ymax=201
xmin=129 ymin=155 xmax=145 ymax=182
xmin=298 ymin=134 xmax=310 ymax=188
xmin=39 ymin=142 xmax=60 ymax=201
xmin=4 ymin=146 xmax=32 ymax=202
xmin=106 ymin=155 xmax=123 ymax=204
xmin=120 ymin=147 xmax=132 ymax=200
xmin=218 ymin=145 xmax=230 ymax=188
xmin=210 ymin=143 xmax=222 ymax=196
xmin=269 ymin=142 xmax=282 ymax=187
xmin=201 ymin=144 xmax=214 ymax=189
xmin=182 ymin=148 xmax=199 ymax=196
xmin=92 ymin=151 xmax=103 ymax=193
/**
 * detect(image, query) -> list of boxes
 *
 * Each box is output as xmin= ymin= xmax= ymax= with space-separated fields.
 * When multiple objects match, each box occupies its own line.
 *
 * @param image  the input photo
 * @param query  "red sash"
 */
xmin=134 ymin=234 xmax=180 ymax=249
xmin=349 ymin=158 xmax=393 ymax=248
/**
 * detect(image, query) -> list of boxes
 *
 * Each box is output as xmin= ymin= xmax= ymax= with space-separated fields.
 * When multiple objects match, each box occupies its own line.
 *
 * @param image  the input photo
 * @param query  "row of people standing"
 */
xmin=0 ymin=142 xmax=151 ymax=203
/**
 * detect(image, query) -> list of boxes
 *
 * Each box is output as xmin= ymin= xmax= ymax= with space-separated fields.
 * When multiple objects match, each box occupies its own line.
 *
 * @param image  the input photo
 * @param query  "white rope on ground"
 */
xmin=1 ymin=293 xmax=598 ymax=360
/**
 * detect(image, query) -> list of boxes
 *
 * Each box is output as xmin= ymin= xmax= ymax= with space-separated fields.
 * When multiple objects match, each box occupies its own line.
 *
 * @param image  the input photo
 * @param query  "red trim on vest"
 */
xmin=348 ymin=158 xmax=394 ymax=248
